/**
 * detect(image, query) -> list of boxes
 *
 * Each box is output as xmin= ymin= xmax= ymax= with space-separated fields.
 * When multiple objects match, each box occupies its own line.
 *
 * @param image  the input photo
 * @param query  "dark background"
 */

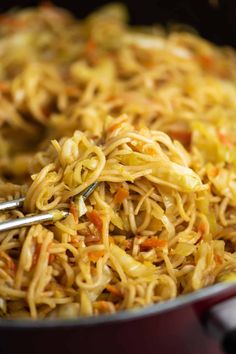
xmin=0 ymin=0 xmax=236 ymax=47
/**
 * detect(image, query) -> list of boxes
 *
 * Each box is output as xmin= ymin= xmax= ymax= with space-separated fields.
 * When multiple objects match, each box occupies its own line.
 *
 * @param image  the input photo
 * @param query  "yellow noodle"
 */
xmin=0 ymin=3 xmax=236 ymax=319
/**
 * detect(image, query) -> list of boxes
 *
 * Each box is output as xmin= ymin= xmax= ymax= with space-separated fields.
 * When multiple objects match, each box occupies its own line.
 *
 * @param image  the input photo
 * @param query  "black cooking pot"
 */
xmin=1 ymin=1 xmax=236 ymax=354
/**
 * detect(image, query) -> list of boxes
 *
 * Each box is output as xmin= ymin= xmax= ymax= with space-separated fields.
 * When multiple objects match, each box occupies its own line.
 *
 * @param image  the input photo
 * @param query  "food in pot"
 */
xmin=1 ymin=3 xmax=236 ymax=319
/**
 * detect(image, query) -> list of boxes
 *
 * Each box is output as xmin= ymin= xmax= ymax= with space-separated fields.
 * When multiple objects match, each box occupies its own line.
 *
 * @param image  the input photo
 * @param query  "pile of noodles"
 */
xmin=1 ymin=3 xmax=236 ymax=319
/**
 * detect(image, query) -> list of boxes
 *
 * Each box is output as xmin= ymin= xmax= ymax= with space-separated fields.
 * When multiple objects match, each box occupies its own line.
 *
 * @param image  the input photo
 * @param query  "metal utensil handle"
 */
xmin=0 ymin=210 xmax=69 ymax=232
xmin=80 ymin=182 xmax=99 ymax=200
xmin=0 ymin=197 xmax=25 ymax=211
xmin=0 ymin=182 xmax=98 ymax=232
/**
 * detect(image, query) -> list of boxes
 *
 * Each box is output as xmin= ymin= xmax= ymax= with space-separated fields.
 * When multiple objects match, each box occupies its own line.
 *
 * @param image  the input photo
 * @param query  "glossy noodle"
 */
xmin=1 ymin=3 xmax=236 ymax=319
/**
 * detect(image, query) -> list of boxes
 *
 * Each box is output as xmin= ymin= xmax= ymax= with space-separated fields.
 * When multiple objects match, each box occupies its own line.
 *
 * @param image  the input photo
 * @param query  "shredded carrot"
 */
xmin=69 ymin=202 xmax=78 ymax=223
xmin=169 ymin=130 xmax=192 ymax=145
xmin=214 ymin=254 xmax=223 ymax=264
xmin=9 ymin=261 xmax=16 ymax=274
xmin=218 ymin=131 xmax=232 ymax=147
xmin=65 ymin=86 xmax=79 ymax=97
xmin=85 ymin=40 xmax=98 ymax=63
xmin=133 ymin=141 xmax=145 ymax=152
xmin=80 ymin=228 xmax=101 ymax=244
xmin=6 ymin=257 xmax=16 ymax=274
xmin=107 ymin=94 xmax=117 ymax=101
xmin=94 ymin=301 xmax=110 ymax=312
xmin=198 ymin=222 xmax=206 ymax=236
xmin=0 ymin=82 xmax=10 ymax=93
xmin=88 ymin=250 xmax=105 ymax=262
xmin=48 ymin=254 xmax=55 ymax=264
xmin=87 ymin=210 xmax=103 ymax=232
xmin=197 ymin=54 xmax=230 ymax=78
xmin=109 ymin=236 xmax=114 ymax=244
xmin=0 ymin=251 xmax=16 ymax=274
xmin=0 ymin=251 xmax=11 ymax=262
xmin=71 ymin=236 xmax=80 ymax=245
xmin=108 ymin=122 xmax=122 ymax=133
xmin=124 ymin=239 xmax=132 ymax=250
xmin=32 ymin=244 xmax=42 ymax=267
xmin=145 ymin=146 xmax=157 ymax=156
xmin=84 ymin=233 xmax=101 ymax=245
xmin=114 ymin=187 xmax=129 ymax=204
xmin=0 ymin=15 xmax=25 ymax=29
xmin=106 ymin=284 xmax=122 ymax=297
xmin=208 ymin=166 xmax=219 ymax=178
xmin=140 ymin=238 xmax=168 ymax=251
xmin=198 ymin=54 xmax=215 ymax=71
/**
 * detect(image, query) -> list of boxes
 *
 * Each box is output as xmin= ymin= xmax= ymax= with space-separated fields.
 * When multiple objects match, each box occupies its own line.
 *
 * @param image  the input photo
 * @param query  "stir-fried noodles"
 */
xmin=1 ymin=3 xmax=236 ymax=319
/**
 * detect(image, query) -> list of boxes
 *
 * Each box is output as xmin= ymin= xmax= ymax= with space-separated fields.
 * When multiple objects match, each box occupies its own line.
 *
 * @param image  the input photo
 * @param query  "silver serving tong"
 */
xmin=0 ymin=182 xmax=98 ymax=232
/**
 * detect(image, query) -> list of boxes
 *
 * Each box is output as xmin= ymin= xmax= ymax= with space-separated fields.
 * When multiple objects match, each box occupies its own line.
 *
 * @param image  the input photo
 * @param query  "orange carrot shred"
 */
xmin=140 ymin=238 xmax=168 ymax=251
xmin=197 ymin=54 xmax=230 ymax=78
xmin=169 ymin=130 xmax=192 ymax=145
xmin=114 ymin=187 xmax=129 ymax=204
xmin=208 ymin=167 xmax=219 ymax=178
xmin=85 ymin=40 xmax=97 ymax=63
xmin=71 ymin=236 xmax=80 ymax=245
xmin=0 ymin=82 xmax=10 ymax=93
xmin=198 ymin=54 xmax=215 ymax=70
xmin=145 ymin=146 xmax=157 ymax=155
xmin=95 ymin=301 xmax=110 ymax=312
xmin=109 ymin=236 xmax=114 ymax=244
xmin=198 ymin=222 xmax=206 ymax=236
xmin=106 ymin=284 xmax=122 ymax=297
xmin=69 ymin=202 xmax=78 ymax=223
xmin=214 ymin=254 xmax=223 ymax=264
xmin=65 ymin=86 xmax=79 ymax=97
xmin=88 ymin=250 xmax=105 ymax=262
xmin=32 ymin=244 xmax=41 ymax=267
xmin=48 ymin=254 xmax=55 ymax=264
xmin=218 ymin=131 xmax=232 ymax=147
xmin=124 ymin=239 xmax=132 ymax=250
xmin=87 ymin=210 xmax=103 ymax=232
xmin=3 ymin=253 xmax=16 ymax=274
xmin=108 ymin=122 xmax=121 ymax=133
xmin=0 ymin=15 xmax=25 ymax=29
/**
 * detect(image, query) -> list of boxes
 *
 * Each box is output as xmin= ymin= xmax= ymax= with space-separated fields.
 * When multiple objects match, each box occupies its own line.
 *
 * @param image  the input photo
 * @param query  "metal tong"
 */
xmin=0 ymin=182 xmax=98 ymax=233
